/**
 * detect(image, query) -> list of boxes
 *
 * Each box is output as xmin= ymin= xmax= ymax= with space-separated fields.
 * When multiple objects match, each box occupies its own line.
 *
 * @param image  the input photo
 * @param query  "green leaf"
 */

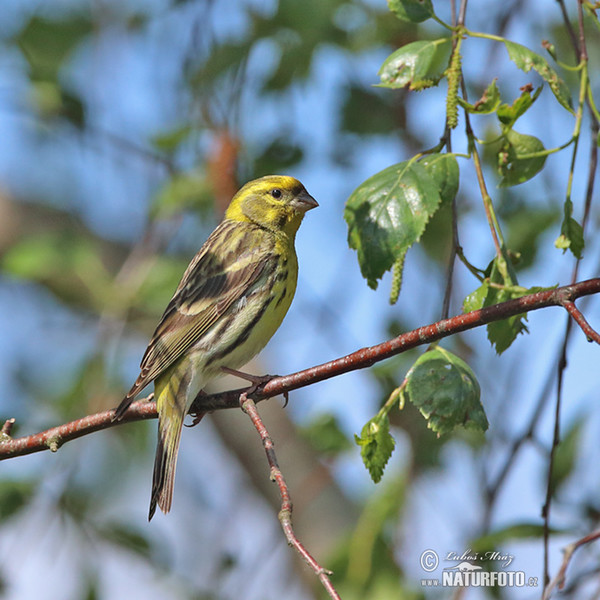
xmin=345 ymin=154 xmax=459 ymax=290
xmin=504 ymin=40 xmax=573 ymax=113
xmin=486 ymin=308 xmax=527 ymax=354
xmin=387 ymin=0 xmax=434 ymax=23
xmin=458 ymin=79 xmax=501 ymax=114
xmin=377 ymin=39 xmax=450 ymax=90
xmin=299 ymin=414 xmax=352 ymax=456
xmin=496 ymin=85 xmax=542 ymax=127
xmin=498 ymin=129 xmax=546 ymax=187
xmin=481 ymin=259 xmax=530 ymax=354
xmin=355 ymin=416 xmax=396 ymax=483
xmin=462 ymin=280 xmax=489 ymax=313
xmin=420 ymin=153 xmax=460 ymax=204
xmin=555 ymin=198 xmax=584 ymax=258
xmin=481 ymin=271 xmax=554 ymax=353
xmin=402 ymin=347 xmax=487 ymax=436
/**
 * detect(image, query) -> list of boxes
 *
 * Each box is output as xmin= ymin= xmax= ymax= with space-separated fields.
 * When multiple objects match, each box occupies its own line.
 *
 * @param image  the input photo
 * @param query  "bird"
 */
xmin=114 ymin=175 xmax=318 ymax=520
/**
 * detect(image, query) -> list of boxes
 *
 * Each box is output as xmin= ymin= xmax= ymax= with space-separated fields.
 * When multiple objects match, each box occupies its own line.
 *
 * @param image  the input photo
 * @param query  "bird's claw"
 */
xmin=185 ymin=411 xmax=205 ymax=428
xmin=221 ymin=367 xmax=277 ymax=394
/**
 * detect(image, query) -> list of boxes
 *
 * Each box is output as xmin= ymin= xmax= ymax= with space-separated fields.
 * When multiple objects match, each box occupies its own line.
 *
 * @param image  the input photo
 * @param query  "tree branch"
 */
xmin=561 ymin=299 xmax=600 ymax=344
xmin=239 ymin=393 xmax=340 ymax=600
xmin=2 ymin=278 xmax=600 ymax=461
xmin=542 ymin=529 xmax=600 ymax=600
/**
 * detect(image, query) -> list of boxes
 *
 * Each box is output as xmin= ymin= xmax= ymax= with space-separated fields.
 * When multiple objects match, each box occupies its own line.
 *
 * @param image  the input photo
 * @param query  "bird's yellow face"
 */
xmin=225 ymin=175 xmax=318 ymax=237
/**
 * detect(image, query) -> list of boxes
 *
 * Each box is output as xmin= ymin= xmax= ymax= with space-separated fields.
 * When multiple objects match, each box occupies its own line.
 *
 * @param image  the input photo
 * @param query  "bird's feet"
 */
xmin=221 ymin=367 xmax=289 ymax=407
xmin=186 ymin=391 xmax=206 ymax=427
xmin=221 ymin=367 xmax=276 ymax=394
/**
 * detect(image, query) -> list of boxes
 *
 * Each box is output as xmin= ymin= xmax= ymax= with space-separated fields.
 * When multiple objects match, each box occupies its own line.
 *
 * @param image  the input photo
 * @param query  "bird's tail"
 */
xmin=148 ymin=366 xmax=188 ymax=521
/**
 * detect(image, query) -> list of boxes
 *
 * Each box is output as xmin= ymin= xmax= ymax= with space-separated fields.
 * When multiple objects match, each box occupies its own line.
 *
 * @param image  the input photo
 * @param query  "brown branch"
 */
xmin=1 ymin=418 xmax=15 ymax=436
xmin=0 ymin=401 xmax=157 ymax=459
xmin=561 ymin=299 xmax=600 ymax=343
xmin=239 ymin=393 xmax=340 ymax=600
xmin=542 ymin=529 xmax=600 ymax=600
xmin=2 ymin=278 xmax=600 ymax=460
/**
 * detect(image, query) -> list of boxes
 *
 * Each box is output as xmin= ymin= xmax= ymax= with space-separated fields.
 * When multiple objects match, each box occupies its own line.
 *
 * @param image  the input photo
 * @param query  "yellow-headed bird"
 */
xmin=114 ymin=175 xmax=317 ymax=520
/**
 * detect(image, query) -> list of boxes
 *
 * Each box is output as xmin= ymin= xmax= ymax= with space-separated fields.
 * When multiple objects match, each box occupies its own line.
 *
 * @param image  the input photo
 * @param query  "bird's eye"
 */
xmin=270 ymin=188 xmax=282 ymax=199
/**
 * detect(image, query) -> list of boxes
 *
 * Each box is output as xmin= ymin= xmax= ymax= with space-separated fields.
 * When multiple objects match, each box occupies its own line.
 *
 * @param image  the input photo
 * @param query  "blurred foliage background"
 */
xmin=0 ymin=1 xmax=600 ymax=599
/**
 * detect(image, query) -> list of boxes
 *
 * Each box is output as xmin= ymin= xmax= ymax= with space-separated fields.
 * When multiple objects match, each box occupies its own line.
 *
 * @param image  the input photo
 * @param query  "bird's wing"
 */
xmin=129 ymin=223 xmax=273 ymax=397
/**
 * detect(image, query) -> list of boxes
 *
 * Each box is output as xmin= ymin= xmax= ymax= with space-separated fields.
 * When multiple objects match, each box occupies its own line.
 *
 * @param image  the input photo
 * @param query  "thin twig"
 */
xmin=441 ymin=3 xmax=459 ymax=320
xmin=461 ymin=75 xmax=504 ymax=259
xmin=239 ymin=393 xmax=340 ymax=600
xmin=541 ymin=3 xmax=597 ymax=582
xmin=560 ymin=299 xmax=600 ymax=343
xmin=457 ymin=0 xmax=468 ymax=26
xmin=2 ymin=279 xmax=600 ymax=460
xmin=542 ymin=313 xmax=570 ymax=586
xmin=542 ymin=529 xmax=600 ymax=600
xmin=556 ymin=0 xmax=580 ymax=60
xmin=1 ymin=419 xmax=15 ymax=436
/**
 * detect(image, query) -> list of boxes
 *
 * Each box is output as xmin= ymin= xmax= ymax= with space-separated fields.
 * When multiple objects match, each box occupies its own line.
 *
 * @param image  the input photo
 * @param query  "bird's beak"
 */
xmin=294 ymin=190 xmax=319 ymax=213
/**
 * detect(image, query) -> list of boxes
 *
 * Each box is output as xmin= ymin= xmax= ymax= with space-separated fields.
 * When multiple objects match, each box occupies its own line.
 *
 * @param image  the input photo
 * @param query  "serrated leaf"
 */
xmin=481 ymin=260 xmax=533 ymax=353
xmin=485 ymin=303 xmax=528 ymax=353
xmin=463 ymin=281 xmax=489 ymax=313
xmin=387 ymin=0 xmax=434 ymax=23
xmin=355 ymin=416 xmax=395 ymax=483
xmin=345 ymin=154 xmax=458 ymax=290
xmin=458 ymin=79 xmax=500 ymax=114
xmin=504 ymin=40 xmax=573 ymax=113
xmin=498 ymin=129 xmax=546 ymax=187
xmin=377 ymin=39 xmax=450 ymax=90
xmin=420 ymin=153 xmax=459 ymax=203
xmin=402 ymin=347 xmax=487 ymax=436
xmin=496 ymin=85 xmax=542 ymax=127
xmin=555 ymin=198 xmax=584 ymax=258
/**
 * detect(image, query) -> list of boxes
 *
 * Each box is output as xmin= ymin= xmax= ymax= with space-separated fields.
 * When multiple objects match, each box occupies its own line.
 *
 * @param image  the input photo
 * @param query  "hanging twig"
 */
xmin=239 ymin=393 xmax=341 ymax=600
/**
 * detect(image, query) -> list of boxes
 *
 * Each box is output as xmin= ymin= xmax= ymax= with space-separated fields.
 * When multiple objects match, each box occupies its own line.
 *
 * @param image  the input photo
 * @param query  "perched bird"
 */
xmin=114 ymin=175 xmax=317 ymax=520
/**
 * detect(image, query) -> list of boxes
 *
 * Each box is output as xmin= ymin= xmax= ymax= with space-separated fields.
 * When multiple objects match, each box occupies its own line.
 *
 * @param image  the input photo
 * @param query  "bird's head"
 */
xmin=225 ymin=175 xmax=318 ymax=237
